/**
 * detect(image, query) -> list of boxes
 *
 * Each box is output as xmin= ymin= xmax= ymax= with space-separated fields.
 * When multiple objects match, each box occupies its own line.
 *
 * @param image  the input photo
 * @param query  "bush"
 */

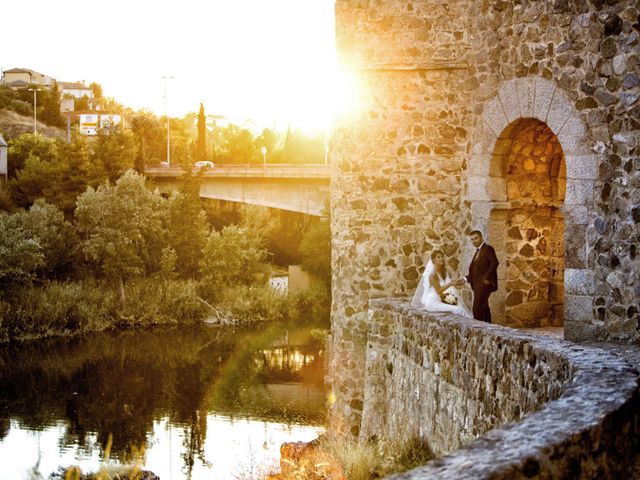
xmin=0 ymin=281 xmax=117 ymax=339
xmin=118 ymin=278 xmax=207 ymax=325
xmin=0 ymin=278 xmax=208 ymax=342
xmin=217 ymin=284 xmax=293 ymax=324
xmin=9 ymin=99 xmax=32 ymax=116
xmin=289 ymin=283 xmax=331 ymax=327
xmin=199 ymin=225 xmax=269 ymax=301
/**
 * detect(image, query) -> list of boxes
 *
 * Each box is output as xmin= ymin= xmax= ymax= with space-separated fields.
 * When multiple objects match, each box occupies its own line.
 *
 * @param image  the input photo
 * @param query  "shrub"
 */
xmin=0 ymin=281 xmax=117 ymax=339
xmin=9 ymin=99 xmax=32 ymax=116
xmin=217 ymin=284 xmax=294 ymax=324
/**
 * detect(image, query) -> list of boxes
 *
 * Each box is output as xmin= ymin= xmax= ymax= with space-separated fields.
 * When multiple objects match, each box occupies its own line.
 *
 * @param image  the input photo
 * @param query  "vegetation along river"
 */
xmin=0 ymin=324 xmax=326 ymax=479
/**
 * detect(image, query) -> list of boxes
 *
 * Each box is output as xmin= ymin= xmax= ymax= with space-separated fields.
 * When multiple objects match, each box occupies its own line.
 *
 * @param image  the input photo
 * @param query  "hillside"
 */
xmin=0 ymin=109 xmax=66 ymax=140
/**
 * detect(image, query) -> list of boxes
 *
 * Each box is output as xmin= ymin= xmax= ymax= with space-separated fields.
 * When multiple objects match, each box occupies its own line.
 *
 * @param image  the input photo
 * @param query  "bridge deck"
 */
xmin=145 ymin=164 xmax=330 ymax=179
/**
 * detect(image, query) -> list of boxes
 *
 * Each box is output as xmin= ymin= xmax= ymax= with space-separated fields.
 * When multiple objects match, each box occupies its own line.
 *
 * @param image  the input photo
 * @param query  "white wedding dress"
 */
xmin=411 ymin=260 xmax=472 ymax=318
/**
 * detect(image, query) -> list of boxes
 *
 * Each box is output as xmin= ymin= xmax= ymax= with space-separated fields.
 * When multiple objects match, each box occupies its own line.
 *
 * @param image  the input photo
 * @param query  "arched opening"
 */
xmin=489 ymin=118 xmax=566 ymax=328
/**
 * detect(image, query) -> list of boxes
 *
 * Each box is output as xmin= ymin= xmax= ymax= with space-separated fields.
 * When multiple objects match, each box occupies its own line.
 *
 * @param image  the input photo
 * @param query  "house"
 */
xmin=1 ymin=68 xmax=54 ymax=88
xmin=58 ymin=81 xmax=93 ymax=100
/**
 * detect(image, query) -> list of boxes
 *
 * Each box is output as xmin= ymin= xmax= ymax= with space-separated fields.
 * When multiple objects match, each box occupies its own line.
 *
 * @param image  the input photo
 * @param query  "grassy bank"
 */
xmin=0 ymin=278 xmax=330 ymax=343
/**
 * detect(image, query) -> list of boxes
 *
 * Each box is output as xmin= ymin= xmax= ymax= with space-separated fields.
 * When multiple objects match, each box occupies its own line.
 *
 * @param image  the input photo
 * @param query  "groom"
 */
xmin=465 ymin=230 xmax=499 ymax=323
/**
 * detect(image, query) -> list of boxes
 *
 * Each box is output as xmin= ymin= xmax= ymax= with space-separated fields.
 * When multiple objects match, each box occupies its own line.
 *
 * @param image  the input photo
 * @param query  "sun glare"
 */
xmin=2 ymin=0 xmax=351 ymax=133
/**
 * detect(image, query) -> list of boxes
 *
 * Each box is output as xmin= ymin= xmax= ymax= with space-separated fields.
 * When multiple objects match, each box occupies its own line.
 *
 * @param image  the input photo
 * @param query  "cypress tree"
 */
xmin=196 ymin=102 xmax=207 ymax=161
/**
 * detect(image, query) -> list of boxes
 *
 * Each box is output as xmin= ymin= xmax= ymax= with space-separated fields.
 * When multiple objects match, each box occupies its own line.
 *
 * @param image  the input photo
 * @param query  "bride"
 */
xmin=411 ymin=250 xmax=472 ymax=318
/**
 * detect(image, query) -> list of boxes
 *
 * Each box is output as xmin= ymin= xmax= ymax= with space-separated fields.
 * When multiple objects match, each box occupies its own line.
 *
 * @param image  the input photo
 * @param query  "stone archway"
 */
xmin=467 ymin=77 xmax=598 ymax=338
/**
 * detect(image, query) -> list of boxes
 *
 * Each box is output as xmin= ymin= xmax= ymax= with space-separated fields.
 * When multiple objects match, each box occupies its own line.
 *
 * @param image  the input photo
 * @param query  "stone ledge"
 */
xmin=367 ymin=299 xmax=639 ymax=480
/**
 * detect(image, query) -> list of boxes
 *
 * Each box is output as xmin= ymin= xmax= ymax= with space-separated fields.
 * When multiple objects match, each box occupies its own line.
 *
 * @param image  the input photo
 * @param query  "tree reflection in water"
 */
xmin=0 ymin=324 xmax=325 ymax=478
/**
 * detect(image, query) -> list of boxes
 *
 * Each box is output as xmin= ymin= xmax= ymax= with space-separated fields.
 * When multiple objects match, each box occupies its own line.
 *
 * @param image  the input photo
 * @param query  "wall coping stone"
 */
xmin=371 ymin=299 xmax=640 ymax=480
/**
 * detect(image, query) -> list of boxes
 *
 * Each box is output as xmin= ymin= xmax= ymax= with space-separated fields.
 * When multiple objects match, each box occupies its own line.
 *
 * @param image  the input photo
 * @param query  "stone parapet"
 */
xmin=362 ymin=299 xmax=639 ymax=480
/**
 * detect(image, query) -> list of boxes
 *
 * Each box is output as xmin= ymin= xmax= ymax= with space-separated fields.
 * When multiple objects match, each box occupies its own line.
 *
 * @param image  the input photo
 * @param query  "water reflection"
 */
xmin=0 ymin=325 xmax=325 ymax=479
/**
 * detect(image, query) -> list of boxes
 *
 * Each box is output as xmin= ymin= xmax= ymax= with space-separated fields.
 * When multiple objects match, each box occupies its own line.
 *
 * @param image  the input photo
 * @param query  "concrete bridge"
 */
xmin=145 ymin=164 xmax=330 ymax=216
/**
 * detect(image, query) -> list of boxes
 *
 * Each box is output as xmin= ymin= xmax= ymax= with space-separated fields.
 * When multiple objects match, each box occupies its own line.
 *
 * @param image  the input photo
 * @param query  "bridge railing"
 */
xmin=145 ymin=163 xmax=330 ymax=178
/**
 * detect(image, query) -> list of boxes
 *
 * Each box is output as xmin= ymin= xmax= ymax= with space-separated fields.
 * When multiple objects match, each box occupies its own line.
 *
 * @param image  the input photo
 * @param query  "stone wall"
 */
xmin=364 ymin=300 xmax=640 ymax=479
xmin=330 ymin=0 xmax=639 ymax=434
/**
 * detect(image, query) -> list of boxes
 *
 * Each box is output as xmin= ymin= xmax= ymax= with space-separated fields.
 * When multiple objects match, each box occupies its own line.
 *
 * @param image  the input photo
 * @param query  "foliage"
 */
xmin=7 ymin=133 xmax=57 ymax=177
xmin=217 ymin=285 xmax=292 ymax=324
xmin=40 ymin=82 xmax=65 ymax=128
xmin=130 ymin=112 xmax=163 ymax=168
xmin=91 ymin=125 xmax=136 ymax=181
xmin=6 ymin=199 xmax=77 ymax=278
xmin=0 ymin=85 xmax=15 ymax=109
xmin=9 ymin=136 xmax=100 ymax=215
xmin=217 ymin=124 xmax=257 ymax=164
xmin=0 ymin=281 xmax=117 ymax=338
xmin=166 ymin=176 xmax=210 ymax=278
xmin=289 ymin=283 xmax=331 ymax=327
xmin=199 ymin=225 xmax=269 ymax=300
xmin=196 ymin=102 xmax=207 ymax=161
xmin=75 ymin=96 xmax=89 ymax=111
xmin=311 ymin=435 xmax=434 ymax=480
xmin=299 ymin=217 xmax=331 ymax=286
xmin=0 ymin=212 xmax=44 ymax=288
xmin=116 ymin=278 xmax=208 ymax=325
xmin=75 ymin=171 xmax=167 ymax=288
xmin=90 ymin=82 xmax=103 ymax=99
xmin=0 ymin=278 xmax=207 ymax=341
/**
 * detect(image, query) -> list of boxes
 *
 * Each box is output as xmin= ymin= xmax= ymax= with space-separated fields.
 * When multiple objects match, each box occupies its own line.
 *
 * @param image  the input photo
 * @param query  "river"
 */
xmin=0 ymin=324 xmax=326 ymax=479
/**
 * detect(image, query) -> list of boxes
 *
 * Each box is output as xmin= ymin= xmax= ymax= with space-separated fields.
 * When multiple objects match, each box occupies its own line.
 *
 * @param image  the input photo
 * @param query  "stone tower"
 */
xmin=329 ymin=0 xmax=639 ymax=435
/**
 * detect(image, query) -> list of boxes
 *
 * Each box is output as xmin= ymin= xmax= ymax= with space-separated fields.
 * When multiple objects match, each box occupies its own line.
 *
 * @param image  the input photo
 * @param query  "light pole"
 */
xmin=162 ymin=76 xmax=174 ymax=164
xmin=28 ymin=88 xmax=41 ymax=133
xmin=261 ymin=146 xmax=267 ymax=167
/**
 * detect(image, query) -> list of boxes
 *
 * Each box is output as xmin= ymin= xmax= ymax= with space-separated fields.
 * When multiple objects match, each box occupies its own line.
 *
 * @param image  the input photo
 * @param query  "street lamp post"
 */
xmin=27 ymin=88 xmax=41 ymax=133
xmin=162 ymin=76 xmax=174 ymax=165
xmin=261 ymin=146 xmax=267 ymax=168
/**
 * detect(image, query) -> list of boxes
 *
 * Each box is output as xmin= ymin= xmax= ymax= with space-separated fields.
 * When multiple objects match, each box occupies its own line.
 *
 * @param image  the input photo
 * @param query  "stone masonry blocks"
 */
xmin=533 ymin=77 xmax=556 ymax=121
xmin=565 ymin=179 xmax=595 ymax=206
xmin=557 ymin=115 xmax=590 ymax=156
xmin=546 ymin=90 xmax=573 ymax=135
xmin=565 ymin=294 xmax=594 ymax=323
xmin=565 ymin=268 xmax=596 ymax=295
xmin=471 ymin=120 xmax=498 ymax=156
xmin=367 ymin=300 xmax=639 ymax=480
xmin=516 ymin=77 xmax=536 ymax=118
xmin=498 ymin=80 xmax=521 ymax=124
xmin=565 ymin=155 xmax=599 ymax=180
xmin=482 ymin=97 xmax=509 ymax=138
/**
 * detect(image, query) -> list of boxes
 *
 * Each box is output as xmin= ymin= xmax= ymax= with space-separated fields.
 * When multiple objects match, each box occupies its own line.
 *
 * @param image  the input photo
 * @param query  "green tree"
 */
xmin=299 ymin=217 xmax=331 ymax=286
xmin=40 ymin=82 xmax=65 ymax=128
xmin=218 ymin=125 xmax=256 ymax=164
xmin=75 ymin=96 xmax=89 ymax=111
xmin=75 ymin=170 xmax=167 ymax=302
xmin=255 ymin=128 xmax=281 ymax=163
xmin=10 ymin=137 xmax=98 ymax=215
xmin=196 ymin=103 xmax=207 ymax=161
xmin=90 ymin=82 xmax=103 ymax=99
xmin=7 ymin=133 xmax=57 ymax=177
xmin=130 ymin=112 xmax=163 ymax=170
xmin=7 ymin=199 xmax=77 ymax=278
xmin=0 ymin=212 xmax=44 ymax=288
xmin=92 ymin=126 xmax=136 ymax=182
xmin=166 ymin=176 xmax=210 ymax=278
xmin=199 ymin=225 xmax=269 ymax=300
xmin=280 ymin=127 xmax=325 ymax=164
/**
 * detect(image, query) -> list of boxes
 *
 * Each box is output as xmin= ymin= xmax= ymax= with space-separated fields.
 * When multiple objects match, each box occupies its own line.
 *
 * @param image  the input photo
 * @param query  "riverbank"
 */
xmin=0 ymin=278 xmax=330 ymax=344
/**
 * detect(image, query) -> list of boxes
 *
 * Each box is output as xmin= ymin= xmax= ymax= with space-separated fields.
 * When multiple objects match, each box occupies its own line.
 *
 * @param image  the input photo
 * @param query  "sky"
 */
xmin=1 ymin=0 xmax=340 ymax=132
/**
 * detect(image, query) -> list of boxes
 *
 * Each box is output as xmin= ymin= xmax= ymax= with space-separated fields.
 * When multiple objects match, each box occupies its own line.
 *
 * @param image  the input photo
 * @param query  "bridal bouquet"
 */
xmin=442 ymin=292 xmax=458 ymax=305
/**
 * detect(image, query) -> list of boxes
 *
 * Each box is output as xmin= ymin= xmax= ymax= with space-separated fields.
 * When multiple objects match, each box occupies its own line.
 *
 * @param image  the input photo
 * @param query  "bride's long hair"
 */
xmin=411 ymin=249 xmax=445 ymax=307
xmin=431 ymin=250 xmax=446 ymax=279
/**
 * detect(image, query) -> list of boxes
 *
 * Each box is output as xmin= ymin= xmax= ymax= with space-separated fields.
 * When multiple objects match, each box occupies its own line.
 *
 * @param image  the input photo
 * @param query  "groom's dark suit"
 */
xmin=466 ymin=243 xmax=499 ymax=322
